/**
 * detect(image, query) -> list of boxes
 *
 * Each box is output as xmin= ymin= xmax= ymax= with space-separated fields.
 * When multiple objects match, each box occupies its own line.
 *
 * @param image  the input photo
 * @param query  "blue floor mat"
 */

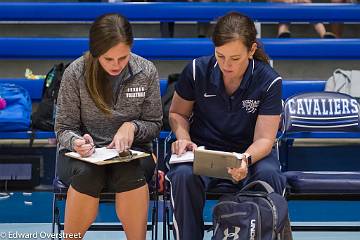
xmin=1 ymin=192 xmax=359 ymax=223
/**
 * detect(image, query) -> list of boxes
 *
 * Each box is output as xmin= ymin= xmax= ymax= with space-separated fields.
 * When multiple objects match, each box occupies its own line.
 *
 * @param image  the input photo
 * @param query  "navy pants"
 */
xmin=166 ymin=149 xmax=287 ymax=240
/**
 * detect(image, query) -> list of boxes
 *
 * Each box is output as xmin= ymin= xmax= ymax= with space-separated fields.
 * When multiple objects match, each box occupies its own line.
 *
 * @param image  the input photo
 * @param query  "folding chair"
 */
xmin=161 ymin=132 xmax=241 ymax=240
xmin=162 ymin=181 xmax=239 ymax=240
xmin=51 ymin=144 xmax=160 ymax=240
xmin=280 ymin=91 xmax=360 ymax=231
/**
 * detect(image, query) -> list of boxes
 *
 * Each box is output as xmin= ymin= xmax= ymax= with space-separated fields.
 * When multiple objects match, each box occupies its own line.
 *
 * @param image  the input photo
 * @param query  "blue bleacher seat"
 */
xmin=1 ymin=38 xmax=359 ymax=60
xmin=0 ymin=2 xmax=359 ymax=22
xmin=285 ymin=171 xmax=360 ymax=195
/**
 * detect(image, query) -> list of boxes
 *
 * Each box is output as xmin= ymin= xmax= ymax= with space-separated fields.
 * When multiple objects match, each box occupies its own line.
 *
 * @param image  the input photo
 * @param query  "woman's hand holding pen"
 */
xmin=107 ymin=122 xmax=135 ymax=153
xmin=73 ymin=134 xmax=95 ymax=157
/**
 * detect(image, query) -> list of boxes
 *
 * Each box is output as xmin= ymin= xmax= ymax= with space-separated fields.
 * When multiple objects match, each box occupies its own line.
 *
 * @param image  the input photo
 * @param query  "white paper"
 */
xmin=169 ymin=151 xmax=194 ymax=164
xmin=130 ymin=149 xmax=145 ymax=155
xmin=66 ymin=147 xmax=119 ymax=163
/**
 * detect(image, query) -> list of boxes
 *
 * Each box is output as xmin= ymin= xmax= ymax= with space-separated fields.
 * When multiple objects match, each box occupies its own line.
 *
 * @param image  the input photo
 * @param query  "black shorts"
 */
xmin=57 ymin=149 xmax=155 ymax=198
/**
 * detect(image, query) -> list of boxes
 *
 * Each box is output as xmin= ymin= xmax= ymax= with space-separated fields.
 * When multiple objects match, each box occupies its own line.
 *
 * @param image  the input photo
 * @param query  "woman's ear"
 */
xmin=249 ymin=42 xmax=257 ymax=59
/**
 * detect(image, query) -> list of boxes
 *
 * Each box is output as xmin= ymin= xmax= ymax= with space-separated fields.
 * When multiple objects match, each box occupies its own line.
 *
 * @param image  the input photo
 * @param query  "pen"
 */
xmin=70 ymin=132 xmax=96 ymax=153
xmin=85 ymin=138 xmax=96 ymax=153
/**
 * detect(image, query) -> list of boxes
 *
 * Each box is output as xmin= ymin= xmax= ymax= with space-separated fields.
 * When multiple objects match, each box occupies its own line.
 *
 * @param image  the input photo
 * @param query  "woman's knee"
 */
xmin=248 ymin=152 xmax=286 ymax=193
xmin=248 ymin=169 xmax=286 ymax=194
xmin=167 ymin=164 xmax=200 ymax=186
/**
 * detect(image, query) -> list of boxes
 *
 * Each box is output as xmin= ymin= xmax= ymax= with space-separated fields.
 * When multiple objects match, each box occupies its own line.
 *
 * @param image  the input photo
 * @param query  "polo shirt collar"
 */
xmin=209 ymin=58 xmax=255 ymax=92
xmin=240 ymin=58 xmax=255 ymax=90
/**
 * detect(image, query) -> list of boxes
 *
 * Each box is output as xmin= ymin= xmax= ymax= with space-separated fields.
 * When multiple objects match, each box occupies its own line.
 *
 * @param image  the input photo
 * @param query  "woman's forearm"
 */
xmin=244 ymin=138 xmax=275 ymax=164
xmin=169 ymin=112 xmax=191 ymax=140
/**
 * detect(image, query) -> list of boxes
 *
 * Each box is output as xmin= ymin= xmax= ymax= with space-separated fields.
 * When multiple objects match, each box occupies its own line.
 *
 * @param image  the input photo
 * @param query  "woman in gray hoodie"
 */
xmin=55 ymin=13 xmax=162 ymax=240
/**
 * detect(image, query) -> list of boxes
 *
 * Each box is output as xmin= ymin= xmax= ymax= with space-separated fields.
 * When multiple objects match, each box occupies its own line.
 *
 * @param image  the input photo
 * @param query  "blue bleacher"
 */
xmin=1 ymin=38 xmax=360 ymax=60
xmin=0 ymin=2 xmax=359 ymax=147
xmin=0 ymin=2 xmax=359 ymax=22
xmin=1 ymin=2 xmax=360 ymax=235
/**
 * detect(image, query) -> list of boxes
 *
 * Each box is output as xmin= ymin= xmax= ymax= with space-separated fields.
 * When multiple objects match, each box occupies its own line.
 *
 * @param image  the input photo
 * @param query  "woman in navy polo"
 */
xmin=166 ymin=12 xmax=288 ymax=240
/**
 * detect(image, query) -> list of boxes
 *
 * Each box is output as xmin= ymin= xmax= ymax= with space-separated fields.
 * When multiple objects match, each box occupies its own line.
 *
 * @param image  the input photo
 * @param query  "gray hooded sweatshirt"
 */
xmin=55 ymin=53 xmax=163 ymax=152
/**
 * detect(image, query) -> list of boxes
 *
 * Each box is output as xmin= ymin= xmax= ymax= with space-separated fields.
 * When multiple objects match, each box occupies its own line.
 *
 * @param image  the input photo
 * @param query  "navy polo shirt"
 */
xmin=175 ymin=55 xmax=282 ymax=153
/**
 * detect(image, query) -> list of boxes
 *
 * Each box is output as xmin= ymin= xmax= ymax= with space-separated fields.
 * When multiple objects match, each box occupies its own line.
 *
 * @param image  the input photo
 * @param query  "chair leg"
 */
xmin=150 ymin=188 xmax=159 ymax=240
xmin=154 ymin=154 xmax=159 ymax=240
xmin=52 ymin=194 xmax=62 ymax=240
xmin=51 ymin=195 xmax=56 ymax=236
xmin=56 ymin=208 xmax=61 ymax=240
xmin=162 ymin=133 xmax=174 ymax=240
xmin=151 ymin=206 xmax=155 ymax=240
xmin=163 ymin=206 xmax=168 ymax=240
xmin=55 ymin=203 xmax=61 ymax=239
xmin=162 ymin=183 xmax=168 ymax=240
xmin=151 ymin=200 xmax=157 ymax=240
xmin=163 ymin=183 xmax=171 ymax=240
xmin=166 ymin=204 xmax=171 ymax=240
xmin=152 ymin=138 xmax=160 ymax=240
xmin=155 ymin=197 xmax=159 ymax=240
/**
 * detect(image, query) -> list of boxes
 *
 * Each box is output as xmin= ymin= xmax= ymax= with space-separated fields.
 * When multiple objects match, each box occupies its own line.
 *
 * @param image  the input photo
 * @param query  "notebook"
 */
xmin=65 ymin=147 xmax=149 ymax=165
xmin=193 ymin=148 xmax=243 ymax=180
xmin=169 ymin=151 xmax=194 ymax=164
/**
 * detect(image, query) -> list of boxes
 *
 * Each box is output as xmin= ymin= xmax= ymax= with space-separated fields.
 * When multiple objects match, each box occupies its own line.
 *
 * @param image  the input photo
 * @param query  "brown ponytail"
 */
xmin=253 ymin=41 xmax=270 ymax=63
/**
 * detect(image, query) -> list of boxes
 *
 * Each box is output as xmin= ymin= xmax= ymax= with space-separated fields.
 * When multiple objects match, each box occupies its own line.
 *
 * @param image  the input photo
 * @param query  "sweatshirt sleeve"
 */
xmin=132 ymin=63 xmax=163 ymax=143
xmin=54 ymin=61 xmax=83 ymax=151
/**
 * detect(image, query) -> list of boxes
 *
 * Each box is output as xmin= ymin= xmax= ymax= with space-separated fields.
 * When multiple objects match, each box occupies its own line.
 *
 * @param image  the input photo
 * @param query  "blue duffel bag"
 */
xmin=0 ymin=83 xmax=32 ymax=131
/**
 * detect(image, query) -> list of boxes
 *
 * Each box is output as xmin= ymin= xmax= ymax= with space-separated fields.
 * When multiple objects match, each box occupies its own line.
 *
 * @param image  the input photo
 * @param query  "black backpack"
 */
xmin=212 ymin=181 xmax=289 ymax=240
xmin=161 ymin=73 xmax=179 ymax=131
xmin=32 ymin=63 xmax=70 ymax=131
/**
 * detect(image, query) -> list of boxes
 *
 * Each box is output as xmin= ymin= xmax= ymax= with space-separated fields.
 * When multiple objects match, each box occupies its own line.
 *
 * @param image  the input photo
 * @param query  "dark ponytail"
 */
xmin=253 ymin=41 xmax=269 ymax=63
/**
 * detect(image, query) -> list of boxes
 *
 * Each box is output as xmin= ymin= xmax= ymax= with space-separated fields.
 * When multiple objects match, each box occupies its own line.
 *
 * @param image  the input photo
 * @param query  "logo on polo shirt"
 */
xmin=242 ymin=100 xmax=260 ymax=113
xmin=126 ymin=87 xmax=146 ymax=98
xmin=204 ymin=93 xmax=216 ymax=98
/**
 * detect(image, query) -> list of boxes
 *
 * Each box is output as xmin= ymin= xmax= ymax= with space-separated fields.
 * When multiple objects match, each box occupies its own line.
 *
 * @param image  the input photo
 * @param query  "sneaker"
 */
xmin=323 ymin=32 xmax=337 ymax=39
xmin=278 ymin=31 xmax=291 ymax=38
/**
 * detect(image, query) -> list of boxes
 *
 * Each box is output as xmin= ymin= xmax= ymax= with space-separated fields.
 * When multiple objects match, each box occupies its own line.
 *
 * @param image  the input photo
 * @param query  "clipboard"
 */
xmin=193 ymin=148 xmax=243 ymax=180
xmin=65 ymin=147 xmax=150 ymax=165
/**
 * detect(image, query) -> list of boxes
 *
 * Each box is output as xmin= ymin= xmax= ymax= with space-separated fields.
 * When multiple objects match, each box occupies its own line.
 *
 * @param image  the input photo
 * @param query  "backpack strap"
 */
xmin=240 ymin=180 xmax=275 ymax=194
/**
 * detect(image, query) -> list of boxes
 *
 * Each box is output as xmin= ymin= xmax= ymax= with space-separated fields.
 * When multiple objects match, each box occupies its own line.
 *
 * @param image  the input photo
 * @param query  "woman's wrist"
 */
xmin=243 ymin=152 xmax=252 ymax=166
xmin=131 ymin=121 xmax=139 ymax=135
xmin=175 ymin=130 xmax=191 ymax=142
xmin=124 ymin=121 xmax=138 ymax=135
xmin=118 ymin=122 xmax=137 ymax=134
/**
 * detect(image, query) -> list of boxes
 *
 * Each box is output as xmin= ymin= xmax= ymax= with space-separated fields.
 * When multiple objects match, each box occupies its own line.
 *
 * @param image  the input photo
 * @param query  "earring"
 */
xmin=249 ymin=55 xmax=253 ymax=60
